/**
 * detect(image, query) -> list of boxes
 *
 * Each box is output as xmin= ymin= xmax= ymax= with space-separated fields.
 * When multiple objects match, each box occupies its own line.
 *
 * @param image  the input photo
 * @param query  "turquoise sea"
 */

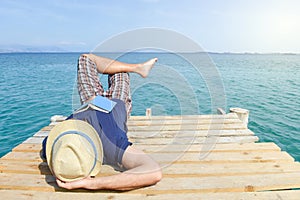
xmin=0 ymin=52 xmax=299 ymax=161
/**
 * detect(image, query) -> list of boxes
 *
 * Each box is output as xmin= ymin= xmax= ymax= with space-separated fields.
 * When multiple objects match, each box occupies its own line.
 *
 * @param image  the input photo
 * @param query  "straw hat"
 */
xmin=46 ymin=119 xmax=103 ymax=182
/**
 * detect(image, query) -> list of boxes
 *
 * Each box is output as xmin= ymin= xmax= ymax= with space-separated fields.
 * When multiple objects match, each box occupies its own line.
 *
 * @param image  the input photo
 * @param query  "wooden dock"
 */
xmin=1 ymin=111 xmax=300 ymax=199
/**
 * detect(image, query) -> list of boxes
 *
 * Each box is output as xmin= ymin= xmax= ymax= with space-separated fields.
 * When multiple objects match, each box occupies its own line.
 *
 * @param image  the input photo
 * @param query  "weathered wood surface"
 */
xmin=1 ymin=113 xmax=300 ymax=199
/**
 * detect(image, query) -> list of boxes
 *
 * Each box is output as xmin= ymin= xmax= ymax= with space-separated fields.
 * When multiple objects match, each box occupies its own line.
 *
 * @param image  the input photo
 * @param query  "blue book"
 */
xmin=74 ymin=95 xmax=117 ymax=114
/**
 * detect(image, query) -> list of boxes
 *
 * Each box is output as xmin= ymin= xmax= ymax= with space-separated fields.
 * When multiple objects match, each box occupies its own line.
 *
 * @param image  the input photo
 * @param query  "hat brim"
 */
xmin=46 ymin=119 xmax=103 ymax=181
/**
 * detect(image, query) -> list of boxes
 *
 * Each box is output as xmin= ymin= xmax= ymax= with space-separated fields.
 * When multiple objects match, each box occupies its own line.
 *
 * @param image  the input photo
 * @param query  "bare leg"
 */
xmin=83 ymin=54 xmax=157 ymax=78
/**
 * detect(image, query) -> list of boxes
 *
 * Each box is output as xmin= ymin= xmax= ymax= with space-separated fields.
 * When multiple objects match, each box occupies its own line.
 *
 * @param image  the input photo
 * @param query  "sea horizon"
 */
xmin=1 ymin=51 xmax=300 ymax=55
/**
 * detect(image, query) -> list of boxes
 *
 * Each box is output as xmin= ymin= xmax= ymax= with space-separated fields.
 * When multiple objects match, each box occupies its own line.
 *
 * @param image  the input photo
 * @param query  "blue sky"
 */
xmin=1 ymin=0 xmax=300 ymax=53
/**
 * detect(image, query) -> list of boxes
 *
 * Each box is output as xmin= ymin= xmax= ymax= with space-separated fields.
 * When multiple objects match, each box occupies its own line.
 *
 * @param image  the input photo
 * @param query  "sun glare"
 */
xmin=274 ymin=14 xmax=297 ymax=36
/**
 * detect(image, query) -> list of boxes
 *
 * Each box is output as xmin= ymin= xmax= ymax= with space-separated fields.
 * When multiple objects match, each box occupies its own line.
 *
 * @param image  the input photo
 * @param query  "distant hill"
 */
xmin=0 ymin=45 xmax=67 ymax=53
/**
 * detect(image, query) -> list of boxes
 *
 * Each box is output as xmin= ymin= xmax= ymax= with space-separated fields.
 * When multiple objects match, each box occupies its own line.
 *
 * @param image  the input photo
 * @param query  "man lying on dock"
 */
xmin=42 ymin=54 xmax=162 ymax=191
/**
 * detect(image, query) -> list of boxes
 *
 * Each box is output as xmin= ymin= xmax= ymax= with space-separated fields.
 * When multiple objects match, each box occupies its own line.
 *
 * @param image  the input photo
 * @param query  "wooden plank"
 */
xmin=35 ymin=115 xmax=244 ymax=130
xmin=149 ymin=151 xmax=294 ymax=164
xmin=127 ymin=118 xmax=242 ymax=126
xmin=0 ymin=190 xmax=145 ymax=200
xmin=22 ymin=135 xmax=259 ymax=145
xmin=29 ymin=130 xmax=255 ymax=144
xmin=12 ymin=143 xmax=42 ymax=153
xmin=1 ymin=152 xmax=43 ymax=162
xmin=162 ymin=162 xmax=300 ymax=177
xmin=128 ymin=123 xmax=247 ymax=131
xmin=23 ymin=137 xmax=46 ymax=144
xmin=0 ymin=161 xmax=117 ymax=176
xmin=33 ymin=127 xmax=253 ymax=138
xmin=1 ymin=150 xmax=293 ymax=164
xmin=40 ymin=113 xmax=241 ymax=125
xmin=12 ymin=142 xmax=280 ymax=154
xmin=40 ymin=126 xmax=54 ymax=131
xmin=129 ymin=113 xmax=238 ymax=120
xmin=33 ymin=129 xmax=255 ymax=138
xmin=143 ymin=191 xmax=300 ymax=200
xmin=131 ymin=172 xmax=300 ymax=193
xmin=135 ymin=142 xmax=281 ymax=153
xmin=33 ymin=131 xmax=49 ymax=137
xmin=2 ymin=172 xmax=300 ymax=193
xmin=0 ymin=173 xmax=57 ymax=191
xmin=2 ymin=159 xmax=300 ymax=177
xmin=45 ymin=116 xmax=245 ymax=128
xmin=0 ymin=161 xmax=51 ymax=175
xmin=130 ymin=135 xmax=259 ymax=145
xmin=2 ymin=189 xmax=300 ymax=200
xmin=128 ymin=129 xmax=255 ymax=138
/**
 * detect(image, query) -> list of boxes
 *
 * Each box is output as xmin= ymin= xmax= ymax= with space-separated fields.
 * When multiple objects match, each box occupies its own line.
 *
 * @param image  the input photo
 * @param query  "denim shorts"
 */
xmin=42 ymin=99 xmax=132 ymax=171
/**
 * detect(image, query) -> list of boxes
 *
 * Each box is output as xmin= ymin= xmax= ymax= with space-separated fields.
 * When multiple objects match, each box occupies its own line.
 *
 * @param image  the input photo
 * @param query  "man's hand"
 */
xmin=56 ymin=177 xmax=92 ymax=190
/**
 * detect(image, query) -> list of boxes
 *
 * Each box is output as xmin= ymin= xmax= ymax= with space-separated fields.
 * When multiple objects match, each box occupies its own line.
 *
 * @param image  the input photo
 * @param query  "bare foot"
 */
xmin=137 ymin=58 xmax=158 ymax=78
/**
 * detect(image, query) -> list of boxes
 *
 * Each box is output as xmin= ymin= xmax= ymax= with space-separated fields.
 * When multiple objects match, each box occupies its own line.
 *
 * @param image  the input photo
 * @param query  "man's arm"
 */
xmin=56 ymin=146 xmax=162 ymax=191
